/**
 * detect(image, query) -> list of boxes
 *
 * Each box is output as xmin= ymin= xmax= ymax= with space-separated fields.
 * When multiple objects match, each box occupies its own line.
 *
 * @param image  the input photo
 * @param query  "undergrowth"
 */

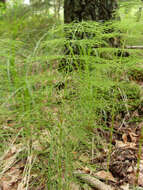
xmin=0 ymin=1 xmax=143 ymax=189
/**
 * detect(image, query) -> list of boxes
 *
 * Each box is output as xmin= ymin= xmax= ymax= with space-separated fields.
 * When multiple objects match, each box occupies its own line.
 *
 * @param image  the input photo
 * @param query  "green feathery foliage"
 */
xmin=0 ymin=0 xmax=143 ymax=189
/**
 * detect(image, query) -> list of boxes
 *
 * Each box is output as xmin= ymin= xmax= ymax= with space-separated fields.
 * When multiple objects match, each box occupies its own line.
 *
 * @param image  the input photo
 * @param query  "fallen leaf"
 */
xmin=138 ymin=173 xmax=143 ymax=186
xmin=120 ymin=184 xmax=129 ymax=190
xmin=115 ymin=140 xmax=126 ymax=148
xmin=122 ymin=134 xmax=128 ymax=143
xmin=83 ymin=166 xmax=90 ymax=174
xmin=127 ymin=166 xmax=133 ymax=173
xmin=128 ymin=161 xmax=143 ymax=187
xmin=94 ymin=170 xmax=117 ymax=182
xmin=1 ymin=182 xmax=10 ymax=190
xmin=70 ymin=183 xmax=81 ymax=190
xmin=115 ymin=140 xmax=136 ymax=149
xmin=129 ymin=132 xmax=138 ymax=143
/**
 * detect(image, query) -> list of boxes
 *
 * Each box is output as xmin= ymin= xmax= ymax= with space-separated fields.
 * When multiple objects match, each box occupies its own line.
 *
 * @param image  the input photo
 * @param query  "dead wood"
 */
xmin=73 ymin=171 xmax=114 ymax=190
xmin=125 ymin=46 xmax=143 ymax=49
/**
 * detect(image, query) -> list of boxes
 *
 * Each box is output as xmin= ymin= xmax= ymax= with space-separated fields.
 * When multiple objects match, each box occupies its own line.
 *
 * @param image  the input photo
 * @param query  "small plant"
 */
xmin=0 ymin=1 xmax=143 ymax=189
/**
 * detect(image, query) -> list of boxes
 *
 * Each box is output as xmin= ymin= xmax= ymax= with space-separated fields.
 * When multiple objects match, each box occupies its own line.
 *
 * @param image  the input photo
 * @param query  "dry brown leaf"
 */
xmin=138 ymin=122 xmax=143 ymax=129
xmin=120 ymin=184 xmax=129 ymax=190
xmin=127 ymin=166 xmax=133 ymax=173
xmin=17 ymin=183 xmax=26 ymax=190
xmin=83 ymin=166 xmax=90 ymax=174
xmin=70 ymin=183 xmax=81 ymax=190
xmin=115 ymin=140 xmax=126 ymax=148
xmin=1 ymin=182 xmax=10 ymax=190
xmin=126 ymin=142 xmax=137 ymax=149
xmin=136 ymin=160 xmax=143 ymax=187
xmin=122 ymin=134 xmax=128 ymax=143
xmin=129 ymin=132 xmax=138 ymax=143
xmin=0 ymin=161 xmax=24 ymax=190
xmin=0 ymin=144 xmax=26 ymax=190
xmin=138 ymin=173 xmax=143 ymax=186
xmin=115 ymin=140 xmax=136 ymax=149
xmin=94 ymin=170 xmax=117 ymax=183
xmin=126 ymin=172 xmax=136 ymax=185
xmin=128 ymin=161 xmax=143 ymax=186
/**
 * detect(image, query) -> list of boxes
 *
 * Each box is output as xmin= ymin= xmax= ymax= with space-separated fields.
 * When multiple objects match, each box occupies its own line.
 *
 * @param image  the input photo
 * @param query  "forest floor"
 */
xmin=0 ymin=5 xmax=143 ymax=190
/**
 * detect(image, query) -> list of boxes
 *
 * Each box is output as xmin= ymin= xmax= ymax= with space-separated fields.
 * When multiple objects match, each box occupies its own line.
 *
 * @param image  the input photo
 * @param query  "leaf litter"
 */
xmin=1 ymin=109 xmax=143 ymax=189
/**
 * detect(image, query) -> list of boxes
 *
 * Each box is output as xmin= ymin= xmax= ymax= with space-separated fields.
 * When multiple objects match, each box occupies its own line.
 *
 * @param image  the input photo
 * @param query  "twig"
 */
xmin=73 ymin=171 xmax=114 ymax=190
xmin=125 ymin=45 xmax=143 ymax=49
xmin=91 ymin=137 xmax=94 ymax=164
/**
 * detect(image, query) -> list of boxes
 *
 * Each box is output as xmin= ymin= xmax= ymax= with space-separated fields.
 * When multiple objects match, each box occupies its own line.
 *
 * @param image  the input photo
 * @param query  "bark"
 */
xmin=64 ymin=0 xmax=118 ymax=23
xmin=61 ymin=0 xmax=119 ymax=72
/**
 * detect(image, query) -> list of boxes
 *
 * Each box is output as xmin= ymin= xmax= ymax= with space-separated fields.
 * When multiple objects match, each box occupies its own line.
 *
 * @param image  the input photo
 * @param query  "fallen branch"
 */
xmin=73 ymin=171 xmax=114 ymax=190
xmin=125 ymin=45 xmax=143 ymax=49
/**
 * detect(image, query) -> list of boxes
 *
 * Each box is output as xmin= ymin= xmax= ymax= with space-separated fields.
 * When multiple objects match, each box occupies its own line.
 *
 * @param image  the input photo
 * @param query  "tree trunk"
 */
xmin=64 ymin=0 xmax=118 ymax=23
xmin=0 ymin=0 xmax=5 ymax=3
